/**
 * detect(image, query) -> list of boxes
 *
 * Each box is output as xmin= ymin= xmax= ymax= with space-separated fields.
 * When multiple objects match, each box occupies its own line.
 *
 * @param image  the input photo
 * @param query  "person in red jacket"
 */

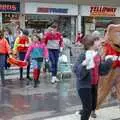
xmin=44 ymin=24 xmax=64 ymax=83
xmin=75 ymin=32 xmax=83 ymax=45
xmin=13 ymin=30 xmax=31 ymax=81
xmin=0 ymin=30 xmax=11 ymax=86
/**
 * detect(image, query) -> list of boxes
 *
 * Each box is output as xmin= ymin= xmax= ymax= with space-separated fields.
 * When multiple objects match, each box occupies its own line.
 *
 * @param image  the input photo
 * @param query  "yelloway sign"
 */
xmin=90 ymin=6 xmax=117 ymax=17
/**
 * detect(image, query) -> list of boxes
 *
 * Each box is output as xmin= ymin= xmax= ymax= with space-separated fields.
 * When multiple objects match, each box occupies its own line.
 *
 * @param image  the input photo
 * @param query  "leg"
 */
xmin=54 ymin=49 xmax=59 ymax=77
xmin=19 ymin=52 xmax=25 ymax=80
xmin=91 ymin=84 xmax=98 ymax=111
xmin=26 ymin=60 xmax=31 ymax=79
xmin=48 ymin=49 xmax=56 ymax=83
xmin=32 ymin=59 xmax=41 ymax=88
xmin=49 ymin=49 xmax=56 ymax=77
xmin=91 ymin=84 xmax=98 ymax=118
xmin=78 ymin=88 xmax=92 ymax=120
xmin=0 ymin=55 xmax=6 ymax=86
xmin=0 ymin=68 xmax=5 ymax=86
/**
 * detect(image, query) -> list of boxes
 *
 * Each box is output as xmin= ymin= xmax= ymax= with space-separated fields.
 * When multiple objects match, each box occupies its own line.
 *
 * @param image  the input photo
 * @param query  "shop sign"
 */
xmin=90 ymin=6 xmax=117 ymax=16
xmin=0 ymin=2 xmax=20 ymax=12
xmin=37 ymin=7 xmax=68 ymax=14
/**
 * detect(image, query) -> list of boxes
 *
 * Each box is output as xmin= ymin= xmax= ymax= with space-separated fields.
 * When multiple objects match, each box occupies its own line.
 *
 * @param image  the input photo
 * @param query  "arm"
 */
xmin=13 ymin=37 xmax=19 ymax=52
xmin=43 ymin=44 xmax=48 ymax=59
xmin=43 ymin=33 xmax=48 ymax=45
xmin=99 ymin=59 xmax=113 ymax=76
xmin=59 ymin=34 xmax=64 ymax=48
xmin=24 ymin=45 xmax=32 ymax=61
xmin=5 ymin=39 xmax=11 ymax=54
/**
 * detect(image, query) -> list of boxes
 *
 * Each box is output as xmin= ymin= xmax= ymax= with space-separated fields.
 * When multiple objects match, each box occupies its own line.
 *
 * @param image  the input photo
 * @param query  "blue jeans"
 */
xmin=0 ymin=54 xmax=6 ymax=85
xmin=48 ymin=49 xmax=59 ymax=76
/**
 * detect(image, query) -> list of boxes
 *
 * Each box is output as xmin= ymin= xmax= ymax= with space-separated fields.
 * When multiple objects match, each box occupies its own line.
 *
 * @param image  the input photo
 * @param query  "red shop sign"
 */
xmin=90 ymin=6 xmax=117 ymax=17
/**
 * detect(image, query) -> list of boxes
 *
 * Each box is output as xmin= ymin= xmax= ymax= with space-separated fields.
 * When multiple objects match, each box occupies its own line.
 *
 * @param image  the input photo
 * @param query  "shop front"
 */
xmin=0 ymin=1 xmax=20 ymax=30
xmin=24 ymin=2 xmax=78 ymax=40
xmin=80 ymin=5 xmax=120 ymax=36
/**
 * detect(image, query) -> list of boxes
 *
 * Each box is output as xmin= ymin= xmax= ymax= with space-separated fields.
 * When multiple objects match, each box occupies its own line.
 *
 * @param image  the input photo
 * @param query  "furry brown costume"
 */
xmin=97 ymin=24 xmax=120 ymax=109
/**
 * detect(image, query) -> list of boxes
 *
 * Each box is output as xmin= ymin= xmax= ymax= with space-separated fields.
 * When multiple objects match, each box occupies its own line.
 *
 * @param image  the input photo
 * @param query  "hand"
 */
xmin=45 ymin=59 xmax=49 ymax=62
xmin=60 ymin=47 xmax=63 ymax=53
xmin=9 ymin=54 xmax=12 ymax=58
xmin=105 ymin=55 xmax=118 ymax=61
xmin=24 ymin=59 xmax=27 ymax=62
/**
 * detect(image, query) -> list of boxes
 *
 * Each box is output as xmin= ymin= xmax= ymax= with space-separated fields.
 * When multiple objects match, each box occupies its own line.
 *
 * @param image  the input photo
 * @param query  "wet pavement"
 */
xmin=0 ymin=74 xmax=82 ymax=120
xmin=0 ymin=73 xmax=118 ymax=120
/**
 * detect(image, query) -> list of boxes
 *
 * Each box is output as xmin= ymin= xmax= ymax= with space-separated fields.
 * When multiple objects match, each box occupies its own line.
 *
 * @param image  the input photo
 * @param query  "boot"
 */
xmin=0 ymin=69 xmax=5 ymax=86
xmin=34 ymin=80 xmax=38 ymax=88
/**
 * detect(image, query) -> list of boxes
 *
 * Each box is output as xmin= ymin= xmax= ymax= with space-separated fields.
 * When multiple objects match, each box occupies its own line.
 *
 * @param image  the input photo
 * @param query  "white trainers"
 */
xmin=55 ymin=77 xmax=60 ymax=82
xmin=51 ymin=77 xmax=56 ymax=84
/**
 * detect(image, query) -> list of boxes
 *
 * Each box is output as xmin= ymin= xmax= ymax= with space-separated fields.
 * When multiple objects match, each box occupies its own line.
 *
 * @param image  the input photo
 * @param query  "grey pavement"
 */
xmin=0 ymin=46 xmax=119 ymax=120
xmin=0 ymin=73 xmax=119 ymax=120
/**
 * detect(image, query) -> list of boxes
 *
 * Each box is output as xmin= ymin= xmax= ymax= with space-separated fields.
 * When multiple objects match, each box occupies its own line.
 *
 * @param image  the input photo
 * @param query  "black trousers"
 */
xmin=91 ymin=84 xmax=98 ymax=111
xmin=78 ymin=88 xmax=92 ymax=120
xmin=19 ymin=52 xmax=30 ymax=79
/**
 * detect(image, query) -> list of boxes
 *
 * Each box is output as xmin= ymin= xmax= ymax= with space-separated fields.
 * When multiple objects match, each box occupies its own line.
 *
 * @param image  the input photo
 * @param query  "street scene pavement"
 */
xmin=0 ymin=46 xmax=119 ymax=120
xmin=0 ymin=68 xmax=119 ymax=120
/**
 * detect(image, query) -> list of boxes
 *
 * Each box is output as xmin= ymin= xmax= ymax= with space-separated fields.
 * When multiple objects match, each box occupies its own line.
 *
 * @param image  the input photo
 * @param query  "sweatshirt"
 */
xmin=0 ymin=38 xmax=11 ymax=54
xmin=44 ymin=31 xmax=64 ymax=49
xmin=24 ymin=41 xmax=48 ymax=60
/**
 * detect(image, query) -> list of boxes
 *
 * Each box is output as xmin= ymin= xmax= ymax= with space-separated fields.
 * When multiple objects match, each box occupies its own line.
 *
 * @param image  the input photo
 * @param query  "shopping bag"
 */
xmin=59 ymin=54 xmax=68 ymax=63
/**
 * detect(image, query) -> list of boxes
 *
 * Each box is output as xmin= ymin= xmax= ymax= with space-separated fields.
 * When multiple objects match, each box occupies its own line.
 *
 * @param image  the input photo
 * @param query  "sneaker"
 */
xmin=75 ymin=110 xmax=83 ymax=115
xmin=34 ymin=81 xmax=38 ymax=88
xmin=54 ymin=77 xmax=60 ymax=82
xmin=51 ymin=77 xmax=56 ymax=84
xmin=91 ymin=111 xmax=97 ymax=118
xmin=27 ymin=77 xmax=33 ymax=81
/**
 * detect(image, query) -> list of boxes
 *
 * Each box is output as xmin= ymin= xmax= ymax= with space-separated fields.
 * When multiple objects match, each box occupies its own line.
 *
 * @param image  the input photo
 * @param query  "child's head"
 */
xmin=82 ymin=35 xmax=95 ymax=50
xmin=32 ymin=35 xmax=41 ymax=42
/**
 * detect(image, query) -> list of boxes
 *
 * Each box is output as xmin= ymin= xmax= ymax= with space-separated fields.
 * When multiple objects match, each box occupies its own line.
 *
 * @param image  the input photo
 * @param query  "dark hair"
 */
xmin=32 ymin=34 xmax=41 ymax=41
xmin=23 ymin=29 xmax=29 ymax=36
xmin=82 ymin=35 xmax=95 ymax=50
xmin=51 ymin=23 xmax=58 ymax=29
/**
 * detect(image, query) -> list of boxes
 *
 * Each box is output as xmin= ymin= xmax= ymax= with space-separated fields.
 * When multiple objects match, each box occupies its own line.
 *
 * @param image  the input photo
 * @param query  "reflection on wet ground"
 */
xmin=0 ymin=74 xmax=118 ymax=120
xmin=0 ymin=76 xmax=81 ymax=120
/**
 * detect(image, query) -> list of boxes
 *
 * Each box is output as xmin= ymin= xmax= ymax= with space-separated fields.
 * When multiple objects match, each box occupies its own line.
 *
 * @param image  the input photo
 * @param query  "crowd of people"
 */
xmin=0 ymin=22 xmax=119 ymax=120
xmin=0 ymin=23 xmax=73 ymax=87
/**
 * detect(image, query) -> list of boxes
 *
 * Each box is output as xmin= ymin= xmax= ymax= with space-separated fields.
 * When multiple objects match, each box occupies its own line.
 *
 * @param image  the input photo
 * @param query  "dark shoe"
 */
xmin=75 ymin=109 xmax=83 ymax=115
xmin=79 ymin=110 xmax=84 ymax=115
xmin=91 ymin=111 xmax=97 ymax=118
xmin=34 ymin=81 xmax=38 ymax=88
xmin=2 ymin=82 xmax=5 ymax=87
xmin=37 ymin=80 xmax=40 ymax=84
xmin=26 ymin=80 xmax=30 ymax=85
xmin=27 ymin=77 xmax=33 ymax=81
xmin=19 ymin=78 xmax=24 ymax=81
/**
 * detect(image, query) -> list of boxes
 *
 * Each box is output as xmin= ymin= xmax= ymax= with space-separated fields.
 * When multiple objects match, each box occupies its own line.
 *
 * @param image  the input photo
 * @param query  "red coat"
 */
xmin=104 ymin=43 xmax=120 ymax=68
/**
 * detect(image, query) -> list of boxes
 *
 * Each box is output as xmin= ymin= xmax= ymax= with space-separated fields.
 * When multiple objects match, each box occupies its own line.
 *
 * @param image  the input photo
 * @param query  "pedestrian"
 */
xmin=0 ymin=30 xmax=11 ymax=86
xmin=44 ymin=24 xmax=64 ymax=84
xmin=13 ymin=29 xmax=32 ymax=81
xmin=75 ymin=32 xmax=83 ymax=45
xmin=73 ymin=34 xmax=115 ymax=120
xmin=62 ymin=33 xmax=72 ymax=63
xmin=4 ymin=28 xmax=15 ymax=69
xmin=24 ymin=35 xmax=48 ymax=88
